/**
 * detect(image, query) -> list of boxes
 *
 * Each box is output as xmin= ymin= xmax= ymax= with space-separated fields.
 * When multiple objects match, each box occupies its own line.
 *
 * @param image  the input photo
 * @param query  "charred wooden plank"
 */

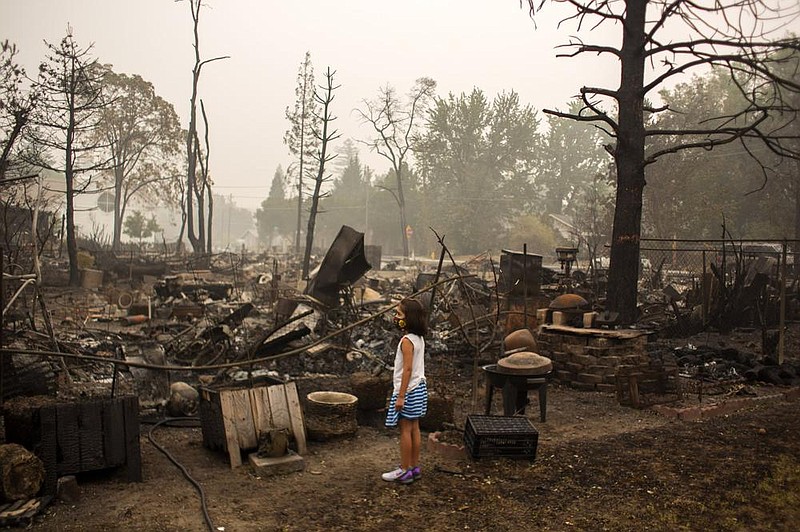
xmin=284 ymin=382 xmax=307 ymax=455
xmin=37 ymin=407 xmax=57 ymax=496
xmin=198 ymin=389 xmax=225 ymax=451
xmin=78 ymin=401 xmax=104 ymax=471
xmin=55 ymin=404 xmax=80 ymax=476
xmin=218 ymin=392 xmax=243 ymax=468
xmin=122 ymin=396 xmax=142 ymax=482
xmin=102 ymin=399 xmax=125 ymax=467
xmin=252 ymin=325 xmax=311 ymax=358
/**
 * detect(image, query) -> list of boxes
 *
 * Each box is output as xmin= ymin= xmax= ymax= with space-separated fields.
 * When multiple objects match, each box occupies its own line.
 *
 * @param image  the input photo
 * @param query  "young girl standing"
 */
xmin=382 ymin=298 xmax=428 ymax=484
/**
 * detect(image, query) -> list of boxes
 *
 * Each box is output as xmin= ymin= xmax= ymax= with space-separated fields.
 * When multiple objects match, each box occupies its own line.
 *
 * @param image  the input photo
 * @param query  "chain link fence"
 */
xmin=638 ymin=239 xmax=797 ymax=341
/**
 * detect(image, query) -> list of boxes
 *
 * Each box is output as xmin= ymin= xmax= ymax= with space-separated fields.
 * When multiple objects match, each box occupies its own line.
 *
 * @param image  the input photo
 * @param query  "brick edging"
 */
xmin=651 ymin=387 xmax=800 ymax=421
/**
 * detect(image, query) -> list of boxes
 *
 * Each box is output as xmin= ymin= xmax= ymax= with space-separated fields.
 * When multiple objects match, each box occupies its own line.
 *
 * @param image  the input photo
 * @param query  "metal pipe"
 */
xmin=2 ymin=278 xmax=36 ymax=317
xmin=523 ymin=243 xmax=528 ymax=330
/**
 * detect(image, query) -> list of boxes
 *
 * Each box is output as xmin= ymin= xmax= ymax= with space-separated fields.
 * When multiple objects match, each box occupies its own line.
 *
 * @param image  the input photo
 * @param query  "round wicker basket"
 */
xmin=305 ymin=391 xmax=359 ymax=441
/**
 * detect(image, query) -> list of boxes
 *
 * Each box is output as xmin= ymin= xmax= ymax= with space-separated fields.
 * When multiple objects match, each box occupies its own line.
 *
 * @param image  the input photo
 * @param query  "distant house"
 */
xmin=239 ymin=228 xmax=259 ymax=251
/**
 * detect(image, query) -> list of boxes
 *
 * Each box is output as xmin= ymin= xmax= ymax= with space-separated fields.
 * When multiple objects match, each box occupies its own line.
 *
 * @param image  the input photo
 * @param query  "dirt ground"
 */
xmin=10 ymin=364 xmax=800 ymax=532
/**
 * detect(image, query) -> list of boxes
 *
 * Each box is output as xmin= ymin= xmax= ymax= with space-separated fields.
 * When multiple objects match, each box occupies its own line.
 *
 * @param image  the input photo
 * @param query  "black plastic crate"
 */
xmin=464 ymin=415 xmax=538 ymax=460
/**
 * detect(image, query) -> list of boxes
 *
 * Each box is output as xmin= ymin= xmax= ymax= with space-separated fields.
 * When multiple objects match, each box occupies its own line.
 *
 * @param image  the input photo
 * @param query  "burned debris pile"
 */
xmin=1 ymin=228 xmax=799 ymax=525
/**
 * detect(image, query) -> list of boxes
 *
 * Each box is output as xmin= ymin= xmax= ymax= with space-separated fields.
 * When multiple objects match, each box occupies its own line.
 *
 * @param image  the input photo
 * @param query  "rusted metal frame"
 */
xmin=430 ymin=228 xmax=499 ymax=409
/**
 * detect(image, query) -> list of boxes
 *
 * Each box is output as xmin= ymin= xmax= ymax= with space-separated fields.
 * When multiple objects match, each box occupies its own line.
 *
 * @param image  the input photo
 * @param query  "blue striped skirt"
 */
xmin=385 ymin=380 xmax=428 ymax=427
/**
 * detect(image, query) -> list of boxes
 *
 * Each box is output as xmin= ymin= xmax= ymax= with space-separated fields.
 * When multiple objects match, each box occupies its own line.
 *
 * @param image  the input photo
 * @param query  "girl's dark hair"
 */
xmin=400 ymin=298 xmax=428 ymax=336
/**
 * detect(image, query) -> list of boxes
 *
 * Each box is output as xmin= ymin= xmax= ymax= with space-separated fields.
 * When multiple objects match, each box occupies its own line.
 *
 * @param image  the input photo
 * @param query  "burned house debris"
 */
xmin=1 ymin=230 xmax=799 ymax=527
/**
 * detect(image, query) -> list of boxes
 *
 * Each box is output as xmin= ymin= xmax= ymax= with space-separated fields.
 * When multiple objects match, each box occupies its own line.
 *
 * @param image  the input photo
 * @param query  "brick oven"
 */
xmin=536 ymin=324 xmax=650 ymax=392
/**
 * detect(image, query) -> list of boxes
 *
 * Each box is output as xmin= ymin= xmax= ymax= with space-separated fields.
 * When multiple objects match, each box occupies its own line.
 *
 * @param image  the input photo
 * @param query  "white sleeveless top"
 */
xmin=392 ymin=333 xmax=426 ymax=394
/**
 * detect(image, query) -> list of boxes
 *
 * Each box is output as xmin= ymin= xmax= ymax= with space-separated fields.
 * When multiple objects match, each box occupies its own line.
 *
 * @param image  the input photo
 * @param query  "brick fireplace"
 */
xmin=536 ymin=324 xmax=650 ymax=392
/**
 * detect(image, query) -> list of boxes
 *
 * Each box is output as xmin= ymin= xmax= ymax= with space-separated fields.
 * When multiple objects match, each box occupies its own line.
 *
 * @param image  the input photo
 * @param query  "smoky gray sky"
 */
xmin=2 ymin=1 xmax=798 ymax=210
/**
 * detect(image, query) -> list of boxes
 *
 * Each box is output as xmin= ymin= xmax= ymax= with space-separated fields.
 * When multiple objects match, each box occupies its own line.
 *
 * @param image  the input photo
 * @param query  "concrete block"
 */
xmin=621 ymin=354 xmax=648 ymax=365
xmin=582 ymin=312 xmax=597 ymax=328
xmin=562 ymin=335 xmax=589 ymax=346
xmin=551 ymin=311 xmax=567 ymax=325
xmin=564 ymin=344 xmax=587 ymax=357
xmin=573 ymin=353 xmax=598 ymax=367
xmin=57 ymin=475 xmax=81 ymax=503
xmin=566 ymin=362 xmax=584 ymax=373
xmin=555 ymin=370 xmax=575 ymax=382
xmin=577 ymin=373 xmax=604 ymax=385
xmin=588 ymin=336 xmax=614 ymax=347
xmin=602 ymin=374 xmax=619 ymax=385
xmin=595 ymin=355 xmax=621 ymax=367
xmin=587 ymin=365 xmax=617 ymax=377
xmin=249 ymin=451 xmax=305 ymax=477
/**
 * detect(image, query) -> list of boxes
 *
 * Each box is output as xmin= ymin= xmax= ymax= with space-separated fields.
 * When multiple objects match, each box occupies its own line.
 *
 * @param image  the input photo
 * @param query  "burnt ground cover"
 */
xmin=9 ymin=374 xmax=800 ymax=532
xmin=4 ymin=270 xmax=799 ymax=532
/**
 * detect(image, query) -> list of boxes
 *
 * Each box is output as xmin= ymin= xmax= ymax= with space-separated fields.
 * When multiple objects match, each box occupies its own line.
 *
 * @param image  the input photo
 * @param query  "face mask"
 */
xmin=393 ymin=316 xmax=407 ymax=329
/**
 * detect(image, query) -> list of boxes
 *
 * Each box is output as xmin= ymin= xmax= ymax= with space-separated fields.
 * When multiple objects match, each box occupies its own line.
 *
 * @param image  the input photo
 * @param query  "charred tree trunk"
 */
xmin=295 ymin=101 xmax=306 ymax=254
xmin=606 ymin=0 xmax=647 ymax=325
xmin=185 ymin=1 xmax=202 ymax=254
xmin=112 ymin=168 xmax=124 ymax=251
xmin=182 ymin=1 xmax=226 ymax=254
xmin=302 ymin=68 xmax=339 ymax=278
xmin=65 ymin=117 xmax=80 ymax=286
xmin=206 ymin=184 xmax=213 ymax=253
xmin=396 ymin=168 xmax=409 ymax=258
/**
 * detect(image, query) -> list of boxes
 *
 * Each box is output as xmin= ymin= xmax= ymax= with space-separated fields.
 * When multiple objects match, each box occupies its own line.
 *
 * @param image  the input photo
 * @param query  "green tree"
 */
xmin=506 ymin=214 xmax=558 ymax=257
xmin=644 ymin=71 xmax=762 ymax=239
xmin=285 ymin=51 xmax=320 ymax=253
xmin=539 ymin=99 xmax=609 ymax=216
xmin=414 ymin=88 xmax=543 ymax=253
xmin=27 ymin=29 xmax=110 ymax=286
xmin=317 ymin=145 xmax=367 ymax=245
xmin=523 ymin=0 xmax=800 ymax=323
xmin=97 ymin=68 xmax=183 ymax=251
xmin=256 ymin=165 xmax=295 ymax=247
xmin=123 ymin=209 xmax=160 ymax=245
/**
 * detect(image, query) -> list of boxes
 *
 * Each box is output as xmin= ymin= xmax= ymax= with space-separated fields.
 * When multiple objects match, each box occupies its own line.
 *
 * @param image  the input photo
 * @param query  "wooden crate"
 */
xmin=199 ymin=381 xmax=306 ymax=468
xmin=3 ymin=395 xmax=142 ymax=496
